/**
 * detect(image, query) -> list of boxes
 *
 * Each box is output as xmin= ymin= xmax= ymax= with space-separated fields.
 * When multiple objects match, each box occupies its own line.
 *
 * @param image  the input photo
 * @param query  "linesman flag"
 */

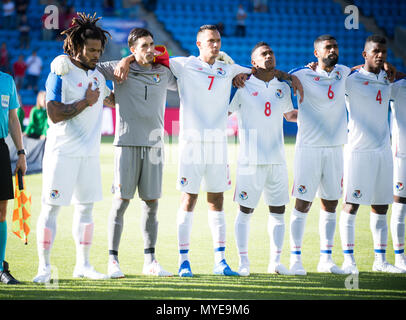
xmin=12 ymin=170 xmax=31 ymax=245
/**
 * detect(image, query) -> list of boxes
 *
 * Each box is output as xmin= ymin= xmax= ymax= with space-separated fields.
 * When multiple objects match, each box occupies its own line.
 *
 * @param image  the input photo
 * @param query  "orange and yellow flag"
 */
xmin=12 ymin=171 xmax=31 ymax=245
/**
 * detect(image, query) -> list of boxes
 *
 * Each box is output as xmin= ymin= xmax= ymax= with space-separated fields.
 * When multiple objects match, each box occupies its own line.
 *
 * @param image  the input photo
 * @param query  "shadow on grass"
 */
xmin=1 ymin=272 xmax=405 ymax=300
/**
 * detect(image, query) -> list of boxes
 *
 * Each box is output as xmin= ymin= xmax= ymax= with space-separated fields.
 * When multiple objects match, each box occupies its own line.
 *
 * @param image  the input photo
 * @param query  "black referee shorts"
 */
xmin=0 ymin=138 xmax=14 ymax=201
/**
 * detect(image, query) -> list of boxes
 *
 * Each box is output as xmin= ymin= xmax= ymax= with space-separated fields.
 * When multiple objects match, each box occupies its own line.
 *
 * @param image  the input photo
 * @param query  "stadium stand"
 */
xmin=0 ymin=0 xmax=404 ymax=108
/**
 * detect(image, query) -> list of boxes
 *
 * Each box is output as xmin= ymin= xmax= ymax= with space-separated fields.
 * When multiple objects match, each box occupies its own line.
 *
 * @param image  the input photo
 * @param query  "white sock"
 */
xmin=234 ymin=211 xmax=251 ymax=267
xmin=72 ymin=203 xmax=94 ymax=267
xmin=36 ymin=203 xmax=61 ymax=269
xmin=177 ymin=209 xmax=193 ymax=265
xmin=390 ymin=202 xmax=406 ymax=256
xmin=289 ymin=208 xmax=307 ymax=263
xmin=268 ymin=212 xmax=285 ymax=264
xmin=339 ymin=210 xmax=356 ymax=264
xmin=319 ymin=210 xmax=336 ymax=261
xmin=370 ymin=212 xmax=388 ymax=263
xmin=208 ymin=210 xmax=226 ymax=264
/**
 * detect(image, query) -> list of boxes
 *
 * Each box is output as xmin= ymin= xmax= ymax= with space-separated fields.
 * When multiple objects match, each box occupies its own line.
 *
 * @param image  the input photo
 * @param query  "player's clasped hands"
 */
xmin=85 ymin=82 xmax=100 ymax=106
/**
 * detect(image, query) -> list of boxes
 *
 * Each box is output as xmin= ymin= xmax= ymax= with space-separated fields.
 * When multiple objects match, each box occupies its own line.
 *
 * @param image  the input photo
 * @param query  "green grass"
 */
xmin=1 ymin=136 xmax=406 ymax=300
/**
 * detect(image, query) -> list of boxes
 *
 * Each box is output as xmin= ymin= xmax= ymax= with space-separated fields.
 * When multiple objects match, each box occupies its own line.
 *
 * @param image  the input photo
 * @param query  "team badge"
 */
xmin=396 ymin=182 xmax=404 ymax=191
xmin=334 ymin=71 xmax=342 ymax=80
xmin=275 ymin=88 xmax=284 ymax=98
xmin=383 ymin=76 xmax=389 ymax=85
xmin=50 ymin=190 xmax=60 ymax=199
xmin=352 ymin=190 xmax=362 ymax=199
xmin=216 ymin=67 xmax=226 ymax=75
xmin=298 ymin=185 xmax=307 ymax=194
xmin=92 ymin=77 xmax=100 ymax=88
xmin=314 ymin=77 xmax=320 ymax=81
xmin=239 ymin=191 xmax=248 ymax=200
xmin=153 ymin=74 xmax=161 ymax=83
xmin=180 ymin=177 xmax=188 ymax=186
xmin=252 ymin=91 xmax=258 ymax=96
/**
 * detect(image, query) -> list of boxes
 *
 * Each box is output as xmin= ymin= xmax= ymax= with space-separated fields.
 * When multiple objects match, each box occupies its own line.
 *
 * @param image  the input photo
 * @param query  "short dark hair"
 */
xmin=314 ymin=34 xmax=337 ymax=49
xmin=197 ymin=24 xmax=219 ymax=38
xmin=251 ymin=41 xmax=270 ymax=56
xmin=127 ymin=28 xmax=153 ymax=48
xmin=364 ymin=34 xmax=386 ymax=48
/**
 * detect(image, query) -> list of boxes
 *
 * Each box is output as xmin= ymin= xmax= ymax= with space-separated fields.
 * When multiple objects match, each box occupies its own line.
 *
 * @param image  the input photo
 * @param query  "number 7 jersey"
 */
xmin=170 ymin=56 xmax=250 ymax=142
xmin=345 ymin=67 xmax=392 ymax=151
xmin=289 ymin=64 xmax=351 ymax=147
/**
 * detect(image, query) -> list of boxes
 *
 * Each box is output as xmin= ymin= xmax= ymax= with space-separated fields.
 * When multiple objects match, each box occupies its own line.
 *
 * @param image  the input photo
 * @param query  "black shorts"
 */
xmin=0 ymin=138 xmax=14 ymax=201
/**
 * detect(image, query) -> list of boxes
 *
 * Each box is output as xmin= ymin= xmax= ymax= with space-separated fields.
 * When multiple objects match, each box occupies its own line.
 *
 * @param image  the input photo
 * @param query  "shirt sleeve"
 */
xmin=390 ymin=81 xmax=399 ymax=101
xmin=229 ymin=63 xmax=251 ymax=79
xmin=228 ymin=89 xmax=240 ymax=113
xmin=166 ymin=69 xmax=178 ymax=91
xmin=8 ymin=76 xmax=20 ymax=110
xmin=169 ymin=57 xmax=186 ymax=79
xmin=282 ymin=83 xmax=294 ymax=113
xmin=96 ymin=61 xmax=118 ymax=81
xmin=45 ymin=72 xmax=63 ymax=103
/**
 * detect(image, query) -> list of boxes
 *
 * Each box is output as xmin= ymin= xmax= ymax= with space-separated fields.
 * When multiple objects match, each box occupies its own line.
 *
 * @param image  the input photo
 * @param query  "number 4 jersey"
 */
xmin=345 ymin=67 xmax=392 ymax=151
xmin=289 ymin=64 xmax=351 ymax=147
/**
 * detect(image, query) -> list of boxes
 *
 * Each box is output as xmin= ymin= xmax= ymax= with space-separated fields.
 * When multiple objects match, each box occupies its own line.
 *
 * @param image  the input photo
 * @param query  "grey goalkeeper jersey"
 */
xmin=96 ymin=60 xmax=177 ymax=147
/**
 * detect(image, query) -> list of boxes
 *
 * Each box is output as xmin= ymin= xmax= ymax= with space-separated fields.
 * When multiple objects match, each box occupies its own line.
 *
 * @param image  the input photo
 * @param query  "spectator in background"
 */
xmin=25 ymin=50 xmax=42 ymax=93
xmin=13 ymin=54 xmax=27 ymax=90
xmin=103 ymin=0 xmax=115 ymax=16
xmin=15 ymin=0 xmax=29 ymax=27
xmin=235 ymin=4 xmax=247 ymax=37
xmin=253 ymin=0 xmax=268 ymax=13
xmin=2 ymin=0 xmax=16 ymax=29
xmin=18 ymin=14 xmax=31 ymax=49
xmin=63 ymin=5 xmax=77 ymax=29
xmin=24 ymin=90 xmax=48 ymax=139
xmin=0 ymin=42 xmax=10 ymax=74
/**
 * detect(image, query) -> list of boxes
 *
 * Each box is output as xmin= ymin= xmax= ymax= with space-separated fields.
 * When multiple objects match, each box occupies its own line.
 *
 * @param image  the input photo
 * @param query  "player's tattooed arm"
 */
xmin=47 ymin=83 xmax=100 ymax=123
xmin=103 ymin=91 xmax=115 ymax=108
xmin=274 ymin=70 xmax=304 ymax=103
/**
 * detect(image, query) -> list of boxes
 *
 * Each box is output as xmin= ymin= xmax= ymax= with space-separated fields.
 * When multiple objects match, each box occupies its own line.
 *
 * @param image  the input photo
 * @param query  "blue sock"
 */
xmin=0 ymin=221 xmax=7 ymax=272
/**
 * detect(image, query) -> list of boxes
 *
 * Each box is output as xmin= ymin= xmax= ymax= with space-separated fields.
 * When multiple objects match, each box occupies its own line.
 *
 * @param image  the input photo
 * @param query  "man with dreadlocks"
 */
xmin=33 ymin=13 xmax=114 ymax=283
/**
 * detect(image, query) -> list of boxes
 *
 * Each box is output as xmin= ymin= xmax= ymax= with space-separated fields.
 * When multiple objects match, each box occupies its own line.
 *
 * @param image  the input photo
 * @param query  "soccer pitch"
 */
xmin=1 ymin=136 xmax=406 ymax=300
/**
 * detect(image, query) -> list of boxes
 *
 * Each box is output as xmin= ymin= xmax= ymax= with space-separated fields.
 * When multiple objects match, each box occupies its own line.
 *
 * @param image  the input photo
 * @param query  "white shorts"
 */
xmin=292 ymin=146 xmax=343 ymax=202
xmin=41 ymin=154 xmax=103 ymax=206
xmin=234 ymin=163 xmax=290 ymax=209
xmin=177 ymin=140 xmax=231 ymax=194
xmin=393 ymin=156 xmax=406 ymax=198
xmin=343 ymin=146 xmax=393 ymax=205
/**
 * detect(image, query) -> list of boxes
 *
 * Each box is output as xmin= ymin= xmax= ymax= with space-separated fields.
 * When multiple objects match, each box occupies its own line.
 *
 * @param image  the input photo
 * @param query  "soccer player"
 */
xmin=230 ymin=42 xmax=297 ymax=276
xmin=390 ymin=72 xmax=406 ymax=271
xmin=115 ymin=25 xmax=303 ymax=277
xmin=33 ymin=13 xmax=114 ymax=283
xmin=341 ymin=35 xmax=404 ymax=274
xmin=288 ymin=35 xmax=350 ymax=275
xmin=0 ymin=72 xmax=27 ymax=284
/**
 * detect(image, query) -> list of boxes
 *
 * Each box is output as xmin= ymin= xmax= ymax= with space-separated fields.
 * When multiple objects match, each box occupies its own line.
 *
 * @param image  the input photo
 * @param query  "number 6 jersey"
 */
xmin=289 ymin=64 xmax=351 ymax=147
xmin=345 ymin=67 xmax=392 ymax=152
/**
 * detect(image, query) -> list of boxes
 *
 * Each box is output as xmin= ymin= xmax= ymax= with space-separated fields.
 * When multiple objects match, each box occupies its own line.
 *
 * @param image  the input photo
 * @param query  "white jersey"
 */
xmin=45 ymin=60 xmax=110 ymax=157
xmin=289 ymin=64 xmax=350 ymax=147
xmin=345 ymin=68 xmax=392 ymax=152
xmin=229 ymin=75 xmax=293 ymax=165
xmin=170 ymin=56 xmax=250 ymax=142
xmin=391 ymin=78 xmax=406 ymax=158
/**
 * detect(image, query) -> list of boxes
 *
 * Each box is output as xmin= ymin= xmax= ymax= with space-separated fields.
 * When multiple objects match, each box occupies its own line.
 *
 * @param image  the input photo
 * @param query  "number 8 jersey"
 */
xmin=289 ymin=64 xmax=351 ymax=147
xmin=345 ymin=67 xmax=392 ymax=151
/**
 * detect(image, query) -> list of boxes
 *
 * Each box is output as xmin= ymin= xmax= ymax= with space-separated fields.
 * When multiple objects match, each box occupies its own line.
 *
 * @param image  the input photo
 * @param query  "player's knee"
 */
xmin=320 ymin=199 xmax=338 ymax=213
xmin=371 ymin=205 xmax=389 ymax=214
xmin=269 ymin=205 xmax=285 ymax=214
xmin=343 ymin=202 xmax=359 ymax=214
xmin=0 ymin=200 xmax=7 ymax=221
xmin=240 ymin=205 xmax=254 ymax=214
xmin=181 ymin=192 xmax=198 ymax=212
xmin=207 ymin=192 xmax=224 ymax=211
xmin=142 ymin=199 xmax=158 ymax=215
xmin=295 ymin=199 xmax=312 ymax=213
